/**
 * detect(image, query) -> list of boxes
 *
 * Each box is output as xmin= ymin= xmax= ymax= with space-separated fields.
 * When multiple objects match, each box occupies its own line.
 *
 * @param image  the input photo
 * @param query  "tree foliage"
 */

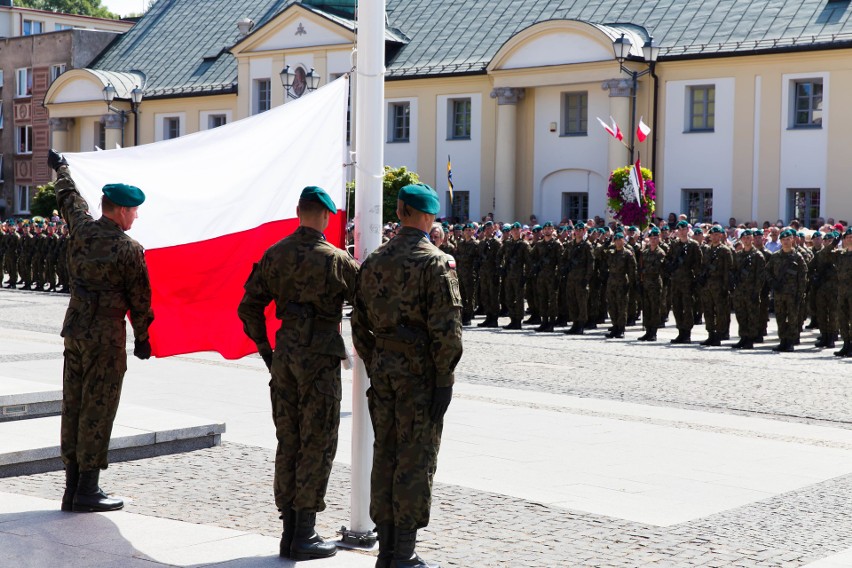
xmin=345 ymin=166 xmax=421 ymax=222
xmin=14 ymin=0 xmax=116 ymax=19
xmin=31 ymin=182 xmax=58 ymax=218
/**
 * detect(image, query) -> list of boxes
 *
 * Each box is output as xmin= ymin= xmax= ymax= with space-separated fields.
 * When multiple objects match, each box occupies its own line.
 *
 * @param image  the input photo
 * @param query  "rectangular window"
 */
xmin=23 ymin=20 xmax=43 ymax=35
xmin=562 ymin=192 xmax=588 ymax=222
xmin=788 ymin=188 xmax=820 ymax=229
xmin=0 ymin=70 xmax=4 ymax=87
xmin=16 ymin=125 xmax=33 ymax=154
xmin=0 ymin=155 xmax=4 ymax=182
xmin=16 ymin=68 xmax=33 ymax=97
xmin=208 ymin=114 xmax=227 ymax=129
xmin=164 ymin=117 xmax=180 ymax=140
xmin=50 ymin=64 xmax=66 ymax=84
xmin=55 ymin=23 xmax=73 ymax=31
xmin=254 ymin=79 xmax=271 ymax=114
xmin=389 ymin=102 xmax=410 ymax=142
xmin=561 ymin=92 xmax=588 ymax=135
xmin=682 ymin=189 xmax=713 ymax=224
xmin=688 ymin=86 xmax=715 ymax=131
xmin=0 ymin=107 xmax=3 ymax=130
xmin=793 ymin=80 xmax=823 ymax=127
xmin=449 ymin=98 xmax=471 ymax=140
xmin=16 ymin=185 xmax=30 ymax=214
xmin=96 ymin=121 xmax=105 ymax=150
xmin=448 ymin=190 xmax=469 ymax=222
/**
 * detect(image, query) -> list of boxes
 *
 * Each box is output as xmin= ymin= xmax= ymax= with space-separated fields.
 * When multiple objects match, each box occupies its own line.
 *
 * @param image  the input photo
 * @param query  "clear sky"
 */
xmin=103 ymin=0 xmax=149 ymax=17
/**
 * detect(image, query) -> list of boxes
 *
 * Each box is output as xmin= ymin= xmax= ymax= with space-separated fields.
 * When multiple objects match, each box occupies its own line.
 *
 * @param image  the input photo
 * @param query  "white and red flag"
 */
xmin=636 ymin=116 xmax=651 ymax=143
xmin=63 ymin=77 xmax=350 ymax=359
xmin=628 ymin=156 xmax=646 ymax=204
xmin=596 ymin=116 xmax=624 ymax=141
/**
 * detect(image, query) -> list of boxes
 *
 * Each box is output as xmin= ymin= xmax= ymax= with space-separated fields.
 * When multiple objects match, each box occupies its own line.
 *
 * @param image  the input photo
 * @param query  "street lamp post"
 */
xmin=279 ymin=65 xmax=321 ymax=100
xmin=103 ymin=83 xmax=144 ymax=147
xmin=612 ymin=34 xmax=659 ymax=162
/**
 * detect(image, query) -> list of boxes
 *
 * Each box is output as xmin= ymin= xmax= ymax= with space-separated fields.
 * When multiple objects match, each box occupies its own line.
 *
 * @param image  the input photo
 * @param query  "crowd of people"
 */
xmin=1 ymin=214 xmax=70 ymax=293
xmin=362 ymin=212 xmax=852 ymax=355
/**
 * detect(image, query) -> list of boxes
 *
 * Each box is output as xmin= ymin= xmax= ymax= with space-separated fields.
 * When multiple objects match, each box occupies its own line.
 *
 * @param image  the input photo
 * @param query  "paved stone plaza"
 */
xmin=2 ymin=287 xmax=852 ymax=567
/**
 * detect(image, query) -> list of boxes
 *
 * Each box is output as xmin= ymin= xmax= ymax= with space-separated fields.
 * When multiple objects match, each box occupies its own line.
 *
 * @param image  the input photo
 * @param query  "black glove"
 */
xmin=48 ymin=149 xmax=68 ymax=172
xmin=429 ymin=386 xmax=453 ymax=422
xmin=133 ymin=339 xmax=152 ymax=360
xmin=261 ymin=352 xmax=273 ymax=370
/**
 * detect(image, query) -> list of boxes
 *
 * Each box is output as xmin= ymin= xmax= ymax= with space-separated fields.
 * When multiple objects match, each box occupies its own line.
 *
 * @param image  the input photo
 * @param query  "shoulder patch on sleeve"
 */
xmin=445 ymin=254 xmax=456 ymax=270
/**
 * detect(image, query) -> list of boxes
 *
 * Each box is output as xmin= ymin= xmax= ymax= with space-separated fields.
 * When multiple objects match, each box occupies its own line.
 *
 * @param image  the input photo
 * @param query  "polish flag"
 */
xmin=62 ymin=77 xmax=350 ymax=359
xmin=596 ymin=116 xmax=624 ymax=141
xmin=636 ymin=116 xmax=651 ymax=143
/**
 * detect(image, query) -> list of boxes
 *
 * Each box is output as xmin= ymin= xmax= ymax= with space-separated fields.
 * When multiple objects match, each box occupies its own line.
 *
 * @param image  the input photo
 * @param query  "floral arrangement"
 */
xmin=606 ymin=165 xmax=656 ymax=228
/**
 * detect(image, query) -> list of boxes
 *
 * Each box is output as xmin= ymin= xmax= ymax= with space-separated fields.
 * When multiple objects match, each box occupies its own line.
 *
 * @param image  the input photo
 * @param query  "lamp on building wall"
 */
xmin=279 ymin=65 xmax=321 ymax=99
xmin=612 ymin=33 xmax=659 ymax=161
xmin=103 ymin=82 xmax=144 ymax=146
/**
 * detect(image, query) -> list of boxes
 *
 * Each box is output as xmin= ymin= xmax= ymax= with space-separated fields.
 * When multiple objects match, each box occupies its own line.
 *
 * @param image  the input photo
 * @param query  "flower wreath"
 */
xmin=606 ymin=165 xmax=656 ymax=229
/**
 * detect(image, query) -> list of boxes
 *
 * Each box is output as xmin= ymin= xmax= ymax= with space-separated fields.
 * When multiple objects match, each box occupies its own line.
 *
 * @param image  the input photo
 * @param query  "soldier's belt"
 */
xmin=68 ymin=298 xmax=126 ymax=319
xmin=280 ymin=316 xmax=340 ymax=332
xmin=374 ymin=336 xmax=422 ymax=354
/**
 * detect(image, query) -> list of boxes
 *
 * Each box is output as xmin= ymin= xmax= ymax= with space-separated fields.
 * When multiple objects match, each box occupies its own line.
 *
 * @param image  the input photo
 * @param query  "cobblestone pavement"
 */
xmin=2 ymin=442 xmax=852 ymax=567
xmin=4 ymin=287 xmax=852 ymax=566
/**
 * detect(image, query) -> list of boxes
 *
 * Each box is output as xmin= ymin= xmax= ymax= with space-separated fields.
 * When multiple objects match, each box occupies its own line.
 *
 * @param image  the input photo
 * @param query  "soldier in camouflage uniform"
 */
xmin=31 ymin=222 xmax=47 ymax=291
xmin=477 ymin=221 xmax=502 ymax=328
xmin=638 ymin=227 xmax=666 ymax=341
xmin=56 ymin=223 xmax=70 ymax=293
xmin=352 ymin=183 xmax=463 ymax=568
xmin=454 ymin=223 xmax=479 ymax=326
xmin=590 ymin=229 xmax=609 ymax=328
xmin=830 ymin=229 xmax=852 ymax=357
xmin=665 ymin=220 xmax=702 ymax=344
xmin=766 ymin=228 xmax=807 ymax=352
xmin=4 ymin=222 xmax=21 ymax=288
xmin=524 ymin=225 xmax=542 ymax=325
xmin=752 ymin=229 xmax=772 ymax=342
xmin=697 ymin=226 xmax=733 ymax=347
xmin=625 ymin=226 xmax=642 ymax=325
xmin=531 ymin=222 xmax=562 ymax=332
xmin=238 ymin=186 xmax=357 ymax=560
xmin=49 ymin=150 xmax=154 ymax=514
xmin=730 ymin=230 xmax=766 ymax=350
xmin=500 ymin=222 xmax=530 ymax=330
xmin=813 ymin=231 xmax=839 ymax=348
xmin=603 ymin=232 xmax=636 ymax=338
xmin=17 ymin=222 xmax=34 ymax=289
xmin=563 ymin=222 xmax=594 ymax=335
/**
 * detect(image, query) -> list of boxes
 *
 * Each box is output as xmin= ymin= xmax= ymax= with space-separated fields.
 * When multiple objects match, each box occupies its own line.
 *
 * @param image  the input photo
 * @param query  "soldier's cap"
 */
xmin=543 ymin=221 xmax=554 ymax=228
xmin=676 ymin=220 xmax=689 ymax=229
xmin=812 ymin=231 xmax=823 ymax=239
xmin=532 ymin=225 xmax=542 ymax=232
xmin=574 ymin=222 xmax=586 ymax=230
xmin=511 ymin=221 xmax=522 ymax=229
xmin=661 ymin=224 xmax=670 ymax=231
xmin=464 ymin=223 xmax=475 ymax=230
xmin=649 ymin=227 xmax=661 ymax=236
xmin=102 ymin=183 xmax=145 ymax=207
xmin=398 ymin=183 xmax=440 ymax=215
xmin=741 ymin=229 xmax=753 ymax=237
xmin=483 ymin=220 xmax=494 ymax=228
xmin=627 ymin=225 xmax=638 ymax=232
xmin=780 ymin=229 xmax=796 ymax=239
xmin=502 ymin=224 xmax=511 ymax=232
xmin=709 ymin=226 xmax=724 ymax=234
xmin=693 ymin=227 xmax=704 ymax=235
xmin=831 ymin=231 xmax=841 ymax=239
xmin=453 ymin=224 xmax=462 ymax=231
xmin=441 ymin=221 xmax=449 ymax=227
xmin=299 ymin=186 xmax=336 ymax=213
xmin=845 ymin=228 xmax=852 ymax=237
xmin=613 ymin=232 xmax=625 ymax=240
xmin=753 ymin=229 xmax=764 ymax=236
xmin=797 ymin=231 xmax=806 ymax=238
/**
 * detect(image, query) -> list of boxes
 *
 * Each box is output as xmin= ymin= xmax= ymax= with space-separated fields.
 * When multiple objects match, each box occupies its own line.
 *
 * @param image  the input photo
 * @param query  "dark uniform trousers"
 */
xmin=838 ymin=288 xmax=852 ymax=343
xmin=270 ymin=344 xmax=340 ymax=512
xmin=642 ymin=280 xmax=664 ymax=329
xmin=565 ymin=277 xmax=589 ymax=324
xmin=60 ymin=337 xmax=127 ymax=471
xmin=702 ymin=283 xmax=728 ymax=334
xmin=479 ymin=270 xmax=500 ymax=317
xmin=505 ymin=272 xmax=525 ymax=320
xmin=671 ymin=278 xmax=695 ymax=331
xmin=733 ymin=290 xmax=760 ymax=339
xmin=368 ymin=370 xmax=442 ymax=531
xmin=815 ymin=284 xmax=838 ymax=338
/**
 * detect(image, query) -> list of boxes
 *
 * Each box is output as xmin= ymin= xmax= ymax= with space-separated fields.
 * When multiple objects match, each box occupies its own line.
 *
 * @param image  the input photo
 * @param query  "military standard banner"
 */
xmin=63 ymin=77 xmax=350 ymax=359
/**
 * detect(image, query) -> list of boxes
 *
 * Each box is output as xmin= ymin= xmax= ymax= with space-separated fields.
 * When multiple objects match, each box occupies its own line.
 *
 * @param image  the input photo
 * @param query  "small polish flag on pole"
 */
xmin=637 ymin=116 xmax=651 ymax=143
xmin=596 ymin=116 xmax=624 ymax=141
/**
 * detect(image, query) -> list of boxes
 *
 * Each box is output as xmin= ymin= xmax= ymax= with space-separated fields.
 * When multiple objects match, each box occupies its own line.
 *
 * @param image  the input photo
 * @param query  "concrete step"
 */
xmin=0 ymin=403 xmax=225 ymax=478
xmin=0 ymin=378 xmax=62 ymax=422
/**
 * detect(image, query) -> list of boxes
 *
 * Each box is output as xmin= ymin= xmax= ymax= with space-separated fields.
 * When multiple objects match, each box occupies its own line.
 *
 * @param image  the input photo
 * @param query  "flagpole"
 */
xmin=343 ymin=0 xmax=384 ymax=549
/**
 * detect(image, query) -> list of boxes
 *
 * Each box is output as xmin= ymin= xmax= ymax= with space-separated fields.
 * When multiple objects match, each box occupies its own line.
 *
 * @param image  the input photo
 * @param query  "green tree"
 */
xmin=346 ymin=166 xmax=421 ymax=222
xmin=14 ymin=0 xmax=116 ymax=19
xmin=30 ymin=182 xmax=58 ymax=218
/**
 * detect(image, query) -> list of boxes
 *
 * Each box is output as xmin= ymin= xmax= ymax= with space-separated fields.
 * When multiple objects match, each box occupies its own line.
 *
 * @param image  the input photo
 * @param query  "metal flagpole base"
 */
xmin=336 ymin=525 xmax=378 ymax=550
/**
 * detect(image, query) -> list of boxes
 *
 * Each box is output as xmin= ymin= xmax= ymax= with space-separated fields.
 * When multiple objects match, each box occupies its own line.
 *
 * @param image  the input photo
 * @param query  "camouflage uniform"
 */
xmin=56 ymin=166 xmax=154 ymax=472
xmin=605 ymin=246 xmax=636 ymax=334
xmin=532 ymin=237 xmax=563 ymax=322
xmin=562 ymin=237 xmax=594 ymax=329
xmin=731 ymin=247 xmax=766 ymax=345
xmin=45 ymin=230 xmax=60 ymax=291
xmin=351 ymin=226 xmax=463 ymax=531
xmin=766 ymin=248 xmax=807 ymax=348
xmin=238 ymin=225 xmax=357 ymax=514
xmin=478 ymin=235 xmax=502 ymax=323
xmin=831 ymin=245 xmax=852 ymax=352
xmin=454 ymin=237 xmax=479 ymax=324
xmin=3 ymin=228 xmax=20 ymax=287
xmin=813 ymin=243 xmax=838 ymax=345
xmin=500 ymin=236 xmax=530 ymax=324
xmin=18 ymin=229 xmax=34 ymax=288
xmin=31 ymin=229 xmax=48 ymax=290
xmin=639 ymin=244 xmax=666 ymax=332
xmin=698 ymin=242 xmax=733 ymax=344
xmin=665 ymin=238 xmax=702 ymax=340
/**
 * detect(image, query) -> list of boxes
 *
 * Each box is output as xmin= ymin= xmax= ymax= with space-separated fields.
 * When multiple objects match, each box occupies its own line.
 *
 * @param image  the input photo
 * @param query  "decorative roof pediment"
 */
xmin=45 ymin=69 xmax=146 ymax=105
xmin=230 ymin=3 xmax=354 ymax=55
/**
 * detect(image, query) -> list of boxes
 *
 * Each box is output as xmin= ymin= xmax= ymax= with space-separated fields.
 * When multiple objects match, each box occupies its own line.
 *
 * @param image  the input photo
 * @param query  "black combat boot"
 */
xmin=461 ymin=314 xmax=472 ymax=326
xmin=502 ymin=318 xmax=522 ymax=330
xmin=826 ymin=333 xmax=837 ymax=349
xmin=773 ymin=340 xmax=793 ymax=353
xmin=699 ymin=333 xmax=714 ymax=346
xmin=535 ymin=317 xmax=550 ymax=332
xmin=73 ymin=470 xmax=123 ymax=512
xmin=814 ymin=334 xmax=827 ymax=348
xmin=554 ymin=316 xmax=569 ymax=327
xmin=584 ymin=321 xmax=597 ymax=330
xmin=524 ymin=314 xmax=541 ymax=325
xmin=604 ymin=326 xmax=617 ymax=338
xmin=754 ymin=334 xmax=764 ymax=344
xmin=375 ymin=524 xmax=394 ymax=568
xmin=739 ymin=337 xmax=754 ymax=350
xmin=708 ymin=333 xmax=722 ymax=347
xmin=290 ymin=510 xmax=337 ymax=560
xmin=834 ymin=341 xmax=851 ymax=357
xmin=483 ymin=316 xmax=500 ymax=328
xmin=644 ymin=327 xmax=657 ymax=341
xmin=476 ymin=317 xmax=490 ymax=327
xmin=565 ymin=322 xmax=585 ymax=335
xmin=671 ymin=329 xmax=691 ymax=344
xmin=279 ymin=507 xmax=295 ymax=558
xmin=61 ymin=463 xmax=79 ymax=512
xmin=637 ymin=328 xmax=652 ymax=341
xmin=612 ymin=326 xmax=624 ymax=338
xmin=392 ymin=529 xmax=439 ymax=568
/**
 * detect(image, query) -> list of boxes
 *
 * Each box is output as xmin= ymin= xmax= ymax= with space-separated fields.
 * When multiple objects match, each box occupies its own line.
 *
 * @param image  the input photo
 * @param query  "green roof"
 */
xmin=92 ymin=0 xmax=852 ymax=96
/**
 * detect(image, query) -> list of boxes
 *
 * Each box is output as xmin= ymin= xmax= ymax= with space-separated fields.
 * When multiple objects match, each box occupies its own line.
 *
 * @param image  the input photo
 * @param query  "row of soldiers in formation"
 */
xmin=0 ymin=218 xmax=70 ymax=293
xmin=427 ymin=218 xmax=852 ymax=355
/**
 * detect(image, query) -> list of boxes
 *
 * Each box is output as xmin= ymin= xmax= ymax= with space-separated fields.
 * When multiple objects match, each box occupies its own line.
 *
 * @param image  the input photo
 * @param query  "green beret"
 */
xmin=441 ymin=221 xmax=449 ymax=227
xmin=463 ymin=223 xmax=474 ymax=230
xmin=797 ymin=231 xmax=805 ymax=238
xmin=649 ymin=228 xmax=661 ymax=236
xmin=753 ymin=229 xmax=764 ymax=236
xmin=483 ymin=221 xmax=494 ymax=228
xmin=511 ymin=221 xmax=522 ymax=229
xmin=780 ymin=229 xmax=795 ymax=238
xmin=693 ymin=227 xmax=704 ymax=235
xmin=574 ymin=222 xmax=586 ymax=230
xmin=502 ymin=224 xmax=511 ymax=232
xmin=398 ymin=183 xmax=440 ymax=215
xmin=661 ymin=224 xmax=671 ymax=231
xmin=300 ymin=186 xmax=336 ymax=213
xmin=741 ymin=229 xmax=753 ymax=237
xmin=845 ymin=228 xmax=852 ymax=237
xmin=102 ymin=183 xmax=145 ymax=207
xmin=613 ymin=232 xmax=625 ymax=240
xmin=532 ymin=225 xmax=542 ymax=232
xmin=709 ymin=226 xmax=724 ymax=234
xmin=542 ymin=221 xmax=554 ymax=228
xmin=812 ymin=231 xmax=822 ymax=239
xmin=628 ymin=225 xmax=638 ymax=232
xmin=831 ymin=231 xmax=841 ymax=239
xmin=453 ymin=224 xmax=462 ymax=231
xmin=676 ymin=220 xmax=689 ymax=229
